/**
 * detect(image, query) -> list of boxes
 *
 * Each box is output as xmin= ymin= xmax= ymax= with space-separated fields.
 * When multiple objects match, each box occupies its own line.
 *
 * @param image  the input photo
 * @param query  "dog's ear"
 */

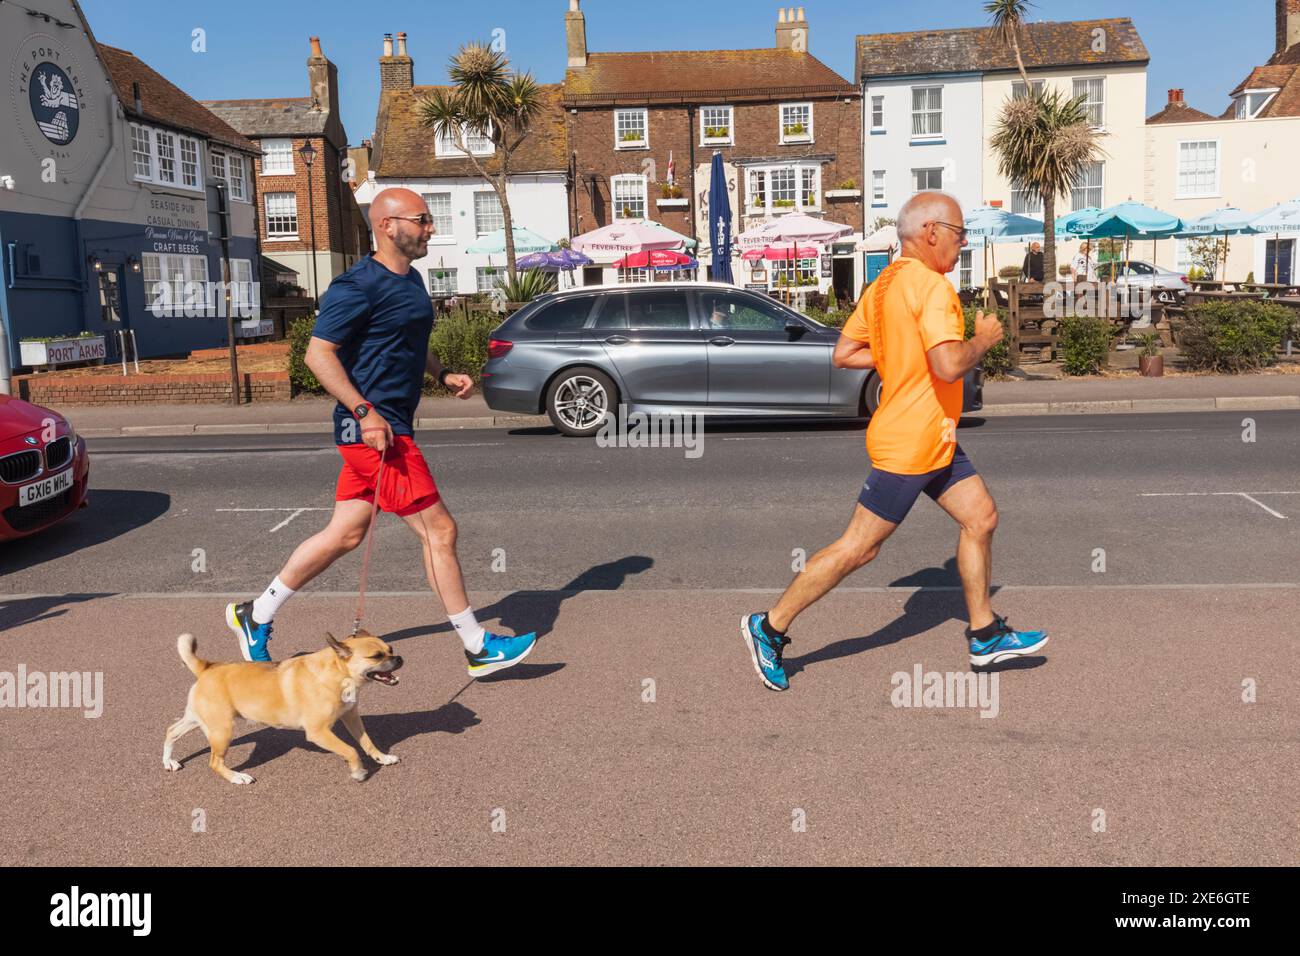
xmin=326 ymin=633 xmax=352 ymax=660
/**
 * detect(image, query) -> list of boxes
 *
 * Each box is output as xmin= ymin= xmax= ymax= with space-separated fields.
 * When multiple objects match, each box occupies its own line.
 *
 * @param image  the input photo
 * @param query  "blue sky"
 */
xmin=81 ymin=0 xmax=1275 ymax=144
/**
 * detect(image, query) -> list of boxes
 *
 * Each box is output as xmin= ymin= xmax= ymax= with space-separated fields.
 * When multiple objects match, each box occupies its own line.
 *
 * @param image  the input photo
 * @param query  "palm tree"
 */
xmin=418 ymin=44 xmax=544 ymax=279
xmin=989 ymin=89 xmax=1103 ymax=285
xmin=984 ymin=0 xmax=1032 ymax=87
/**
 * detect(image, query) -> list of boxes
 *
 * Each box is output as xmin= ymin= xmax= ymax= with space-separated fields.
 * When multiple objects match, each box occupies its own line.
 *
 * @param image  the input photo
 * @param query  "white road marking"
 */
xmin=1139 ymin=491 xmax=1294 ymax=519
xmin=215 ymin=507 xmax=332 ymax=532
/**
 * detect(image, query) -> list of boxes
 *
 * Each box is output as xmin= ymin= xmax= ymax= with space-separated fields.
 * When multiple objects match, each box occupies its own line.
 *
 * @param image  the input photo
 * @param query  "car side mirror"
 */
xmin=784 ymin=320 xmax=805 ymax=336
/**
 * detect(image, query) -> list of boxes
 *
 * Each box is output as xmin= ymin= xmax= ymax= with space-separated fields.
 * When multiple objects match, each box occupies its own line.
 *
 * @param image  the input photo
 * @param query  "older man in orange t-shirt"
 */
xmin=740 ymin=191 xmax=1048 ymax=691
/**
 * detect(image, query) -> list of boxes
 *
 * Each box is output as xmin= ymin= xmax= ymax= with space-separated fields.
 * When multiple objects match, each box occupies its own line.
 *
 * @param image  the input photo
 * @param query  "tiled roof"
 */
xmin=96 ymin=45 xmax=256 ymax=153
xmin=563 ymin=49 xmax=855 ymax=105
xmin=1220 ymin=62 xmax=1300 ymax=119
xmin=856 ymin=18 xmax=1148 ymax=80
xmin=201 ymin=97 xmax=331 ymax=138
xmin=1147 ymin=101 xmax=1218 ymax=124
xmin=372 ymin=83 xmax=567 ymax=179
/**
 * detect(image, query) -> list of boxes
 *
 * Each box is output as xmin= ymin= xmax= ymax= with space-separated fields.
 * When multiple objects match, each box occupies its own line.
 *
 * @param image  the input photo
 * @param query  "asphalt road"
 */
xmin=1 ymin=411 xmax=1297 ymax=865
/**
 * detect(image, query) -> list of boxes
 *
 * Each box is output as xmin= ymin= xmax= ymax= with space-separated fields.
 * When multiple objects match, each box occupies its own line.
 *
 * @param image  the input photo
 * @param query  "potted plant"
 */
xmin=660 ymin=183 xmax=683 ymax=199
xmin=704 ymin=125 xmax=729 ymax=139
xmin=1138 ymin=331 xmax=1163 ymax=377
xmin=783 ymin=122 xmax=807 ymax=138
xmin=773 ymin=198 xmax=796 ymax=209
xmin=619 ymin=130 xmax=644 ymax=144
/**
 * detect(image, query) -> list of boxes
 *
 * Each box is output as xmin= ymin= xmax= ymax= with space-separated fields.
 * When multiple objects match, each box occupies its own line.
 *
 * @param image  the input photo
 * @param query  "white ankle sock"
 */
xmin=449 ymin=606 xmax=486 ymax=654
xmin=252 ymin=577 xmax=295 ymax=624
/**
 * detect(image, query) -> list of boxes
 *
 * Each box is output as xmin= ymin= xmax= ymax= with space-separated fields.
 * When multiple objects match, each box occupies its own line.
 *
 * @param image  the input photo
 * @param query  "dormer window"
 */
xmin=1234 ymin=89 xmax=1279 ymax=119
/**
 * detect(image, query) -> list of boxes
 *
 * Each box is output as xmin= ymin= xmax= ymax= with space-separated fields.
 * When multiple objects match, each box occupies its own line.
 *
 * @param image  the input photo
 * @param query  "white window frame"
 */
xmin=179 ymin=136 xmax=200 ymax=189
xmin=700 ymin=105 xmax=734 ymax=145
xmin=871 ymin=169 xmax=886 ymax=206
xmin=1072 ymin=76 xmax=1106 ymax=129
xmin=1012 ymin=79 xmax=1045 ymax=100
xmin=771 ymin=256 xmax=818 ymax=287
xmin=1010 ymin=182 xmax=1043 ymax=216
xmin=261 ymin=138 xmax=294 ymax=175
xmin=129 ymin=122 xmax=203 ymax=193
xmin=1175 ymin=237 xmax=1193 ymax=273
xmin=421 ymin=192 xmax=456 ymax=243
xmin=1234 ymin=88 xmax=1280 ymax=119
xmin=611 ymin=173 xmax=648 ymax=220
xmin=226 ymin=257 xmax=260 ymax=318
xmin=958 ymin=248 xmax=973 ymax=289
xmin=428 ymin=267 xmax=457 ymax=294
xmin=1176 ymin=139 xmax=1220 ymax=199
xmin=473 ymin=190 xmax=504 ymax=236
xmin=779 ymin=102 xmax=813 ymax=144
xmin=911 ymin=167 xmax=944 ymax=194
xmin=143 ymin=252 xmax=210 ymax=311
xmin=264 ymin=191 xmax=299 ymax=239
xmin=745 ymin=162 xmax=820 ymax=214
xmin=1071 ymin=160 xmax=1105 ymax=211
xmin=910 ymin=86 xmax=943 ymax=140
xmin=614 ymin=109 xmax=648 ymax=149
xmin=476 ymin=265 xmax=504 ymax=292
xmin=870 ymin=95 xmax=884 ymax=131
xmin=617 ymin=267 xmax=651 ymax=284
xmin=210 ymin=148 xmax=250 ymax=202
xmin=435 ymin=122 xmax=495 ymax=157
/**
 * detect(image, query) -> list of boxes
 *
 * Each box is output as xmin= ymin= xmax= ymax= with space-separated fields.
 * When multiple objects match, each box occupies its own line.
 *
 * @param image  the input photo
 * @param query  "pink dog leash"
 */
xmin=351 ymin=445 xmax=387 ymax=636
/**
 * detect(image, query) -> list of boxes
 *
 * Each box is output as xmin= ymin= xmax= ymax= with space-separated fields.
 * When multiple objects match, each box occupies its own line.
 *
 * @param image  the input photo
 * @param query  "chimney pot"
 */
xmin=383 ymin=33 xmax=393 ymax=56
xmin=396 ymin=32 xmax=408 ymax=57
xmin=778 ymin=7 xmax=786 ymax=22
xmin=797 ymin=6 xmax=805 ymax=20
xmin=310 ymin=36 xmax=323 ymax=58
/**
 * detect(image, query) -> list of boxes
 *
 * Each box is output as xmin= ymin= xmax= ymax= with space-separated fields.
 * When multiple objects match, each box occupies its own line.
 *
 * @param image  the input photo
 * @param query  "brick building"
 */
xmin=204 ymin=38 xmax=370 ymax=304
xmin=354 ymin=31 xmax=569 ymax=298
xmin=562 ymin=1 xmax=863 ymax=296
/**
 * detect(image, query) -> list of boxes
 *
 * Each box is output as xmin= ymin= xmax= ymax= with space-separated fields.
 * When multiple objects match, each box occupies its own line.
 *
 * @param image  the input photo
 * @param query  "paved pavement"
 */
xmin=44 ymin=370 xmax=1300 ymax=436
xmin=1 ymin=411 xmax=1298 ymax=865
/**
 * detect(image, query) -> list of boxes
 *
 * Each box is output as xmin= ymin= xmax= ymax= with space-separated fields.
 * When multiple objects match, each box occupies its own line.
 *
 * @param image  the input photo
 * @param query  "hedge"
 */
xmin=962 ymin=305 xmax=1013 ymax=378
xmin=1059 ymin=316 xmax=1115 ymax=376
xmin=1179 ymin=300 xmax=1296 ymax=373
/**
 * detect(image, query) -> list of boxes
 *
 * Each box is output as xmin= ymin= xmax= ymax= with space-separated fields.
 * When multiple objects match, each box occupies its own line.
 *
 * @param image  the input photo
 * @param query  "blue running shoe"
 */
xmin=226 ymin=601 xmax=273 ymax=663
xmin=968 ymin=615 xmax=1048 ymax=667
xmin=741 ymin=613 xmax=791 ymax=691
xmin=465 ymin=630 xmax=537 ymax=677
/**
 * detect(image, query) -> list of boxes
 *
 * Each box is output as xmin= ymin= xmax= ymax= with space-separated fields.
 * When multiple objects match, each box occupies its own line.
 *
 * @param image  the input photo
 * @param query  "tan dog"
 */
xmin=163 ymin=630 xmax=403 ymax=784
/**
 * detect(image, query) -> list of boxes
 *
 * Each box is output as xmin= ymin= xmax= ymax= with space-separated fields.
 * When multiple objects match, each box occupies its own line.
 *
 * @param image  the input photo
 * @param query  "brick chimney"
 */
xmin=566 ymin=0 xmax=588 ymax=69
xmin=1279 ymin=0 xmax=1300 ymax=54
xmin=307 ymin=37 xmax=338 ymax=115
xmin=380 ymin=31 xmax=413 ymax=91
xmin=776 ymin=6 xmax=809 ymax=52
xmin=1167 ymin=88 xmax=1184 ymax=105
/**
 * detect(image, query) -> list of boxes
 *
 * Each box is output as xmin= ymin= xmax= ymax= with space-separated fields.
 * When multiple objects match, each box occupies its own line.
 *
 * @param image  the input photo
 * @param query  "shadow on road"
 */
xmin=0 ymin=489 xmax=170 ymax=576
xmin=192 ymin=701 xmax=483 ymax=773
xmin=784 ymin=557 xmax=1005 ymax=677
xmin=0 ymin=592 xmax=115 ymax=632
xmin=382 ymin=554 xmax=654 ymax=647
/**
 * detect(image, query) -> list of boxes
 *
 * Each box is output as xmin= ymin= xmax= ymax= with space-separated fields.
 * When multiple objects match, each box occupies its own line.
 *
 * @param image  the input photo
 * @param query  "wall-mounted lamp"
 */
xmin=89 ymin=255 xmax=103 ymax=272
xmin=128 ymin=256 xmax=141 ymax=273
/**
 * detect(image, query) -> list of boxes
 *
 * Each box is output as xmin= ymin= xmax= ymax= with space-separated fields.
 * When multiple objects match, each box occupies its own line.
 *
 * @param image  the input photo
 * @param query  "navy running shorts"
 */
xmin=857 ymin=445 xmax=978 ymax=525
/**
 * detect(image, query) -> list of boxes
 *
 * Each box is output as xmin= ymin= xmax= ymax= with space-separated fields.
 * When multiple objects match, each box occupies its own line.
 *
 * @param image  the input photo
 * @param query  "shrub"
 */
xmin=427 ymin=312 xmax=502 ymax=392
xmin=963 ymin=305 xmax=1013 ymax=378
xmin=1058 ymin=316 xmax=1114 ymax=375
xmin=805 ymin=307 xmax=848 ymax=328
xmin=288 ymin=314 xmax=324 ymax=395
xmin=496 ymin=269 xmax=554 ymax=303
xmin=1179 ymin=300 xmax=1296 ymax=372
xmin=997 ymin=264 xmax=1022 ymax=279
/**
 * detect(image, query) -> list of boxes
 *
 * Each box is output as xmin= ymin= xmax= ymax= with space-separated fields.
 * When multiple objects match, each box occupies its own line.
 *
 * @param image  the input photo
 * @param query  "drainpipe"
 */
xmin=686 ymin=104 xmax=698 ymax=247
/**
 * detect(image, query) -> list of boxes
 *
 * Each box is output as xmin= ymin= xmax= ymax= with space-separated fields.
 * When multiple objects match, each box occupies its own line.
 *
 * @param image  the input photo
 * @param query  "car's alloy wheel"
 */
xmin=547 ymin=370 xmax=615 ymax=437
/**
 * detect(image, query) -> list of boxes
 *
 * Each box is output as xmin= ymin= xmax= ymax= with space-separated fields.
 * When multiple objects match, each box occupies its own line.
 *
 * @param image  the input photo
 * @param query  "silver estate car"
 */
xmin=1094 ymin=259 xmax=1191 ymax=304
xmin=481 ymin=282 xmax=983 ymax=437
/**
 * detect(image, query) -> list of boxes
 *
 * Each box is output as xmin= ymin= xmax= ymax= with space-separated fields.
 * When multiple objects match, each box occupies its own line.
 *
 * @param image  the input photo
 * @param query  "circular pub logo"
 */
xmin=11 ymin=33 xmax=95 ymax=171
xmin=30 ymin=60 xmax=80 ymax=144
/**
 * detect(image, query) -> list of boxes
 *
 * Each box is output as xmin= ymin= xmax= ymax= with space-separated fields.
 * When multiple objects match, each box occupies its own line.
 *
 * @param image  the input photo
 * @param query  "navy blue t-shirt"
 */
xmin=312 ymin=256 xmax=434 ymax=444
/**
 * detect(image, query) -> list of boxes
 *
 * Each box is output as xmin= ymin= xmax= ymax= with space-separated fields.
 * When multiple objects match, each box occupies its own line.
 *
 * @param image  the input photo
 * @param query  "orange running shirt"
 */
xmin=840 ymin=257 xmax=964 ymax=474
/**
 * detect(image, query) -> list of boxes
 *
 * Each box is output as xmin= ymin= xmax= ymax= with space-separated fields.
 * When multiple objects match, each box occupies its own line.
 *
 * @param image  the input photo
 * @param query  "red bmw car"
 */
xmin=0 ymin=395 xmax=89 ymax=541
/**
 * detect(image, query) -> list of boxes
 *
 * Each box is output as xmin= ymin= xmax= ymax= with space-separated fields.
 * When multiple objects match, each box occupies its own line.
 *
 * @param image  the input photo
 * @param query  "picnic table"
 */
xmin=1240 ymin=282 xmax=1300 ymax=297
xmin=1189 ymin=279 xmax=1230 ymax=292
xmin=1184 ymin=289 xmax=1267 ymax=305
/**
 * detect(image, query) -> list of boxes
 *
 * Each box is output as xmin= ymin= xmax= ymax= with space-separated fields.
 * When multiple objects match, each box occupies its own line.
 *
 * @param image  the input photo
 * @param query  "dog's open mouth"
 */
xmin=366 ymin=671 xmax=400 ymax=686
